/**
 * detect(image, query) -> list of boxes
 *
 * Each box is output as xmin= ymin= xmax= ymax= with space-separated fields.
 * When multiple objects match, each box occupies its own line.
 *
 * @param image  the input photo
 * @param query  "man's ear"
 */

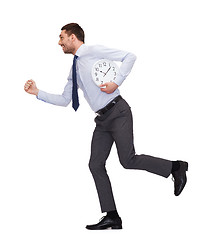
xmin=71 ymin=33 xmax=77 ymax=41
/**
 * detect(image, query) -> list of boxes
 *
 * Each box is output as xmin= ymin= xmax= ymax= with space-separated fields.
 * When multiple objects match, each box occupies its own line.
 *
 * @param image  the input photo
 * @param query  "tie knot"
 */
xmin=74 ymin=55 xmax=78 ymax=60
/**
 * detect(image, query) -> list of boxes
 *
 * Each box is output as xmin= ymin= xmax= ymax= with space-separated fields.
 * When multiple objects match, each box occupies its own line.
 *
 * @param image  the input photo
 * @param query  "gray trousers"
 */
xmin=89 ymin=97 xmax=172 ymax=213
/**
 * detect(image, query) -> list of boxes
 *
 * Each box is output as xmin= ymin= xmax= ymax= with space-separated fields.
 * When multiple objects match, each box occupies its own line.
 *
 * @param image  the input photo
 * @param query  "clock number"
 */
xmin=103 ymin=62 xmax=106 ymax=67
xmin=114 ymin=72 xmax=116 ymax=76
xmin=95 ymin=72 xmax=98 ymax=76
xmin=95 ymin=67 xmax=99 ymax=71
xmin=96 ymin=77 xmax=99 ymax=81
xmin=112 ymin=67 xmax=115 ymax=71
xmin=99 ymin=64 xmax=102 ymax=68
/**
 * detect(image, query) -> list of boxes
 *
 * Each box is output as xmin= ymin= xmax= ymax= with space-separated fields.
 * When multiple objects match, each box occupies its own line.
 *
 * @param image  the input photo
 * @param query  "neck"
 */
xmin=73 ymin=42 xmax=84 ymax=55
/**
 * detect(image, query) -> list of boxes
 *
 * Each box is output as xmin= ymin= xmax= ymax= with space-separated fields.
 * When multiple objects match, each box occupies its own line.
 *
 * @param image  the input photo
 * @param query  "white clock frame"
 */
xmin=91 ymin=59 xmax=119 ymax=87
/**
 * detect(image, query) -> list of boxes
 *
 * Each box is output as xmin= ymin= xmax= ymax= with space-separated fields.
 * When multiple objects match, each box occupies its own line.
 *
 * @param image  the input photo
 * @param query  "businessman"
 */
xmin=24 ymin=23 xmax=188 ymax=230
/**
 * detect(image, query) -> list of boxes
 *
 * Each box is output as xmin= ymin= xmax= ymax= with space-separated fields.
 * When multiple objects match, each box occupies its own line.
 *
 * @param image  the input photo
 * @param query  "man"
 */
xmin=24 ymin=23 xmax=188 ymax=230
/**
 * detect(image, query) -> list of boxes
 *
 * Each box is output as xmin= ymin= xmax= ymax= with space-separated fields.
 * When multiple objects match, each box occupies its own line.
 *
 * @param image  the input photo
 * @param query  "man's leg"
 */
xmin=112 ymin=99 xmax=172 ymax=177
xmin=89 ymin=128 xmax=116 ymax=213
xmin=86 ymin=97 xmax=188 ymax=230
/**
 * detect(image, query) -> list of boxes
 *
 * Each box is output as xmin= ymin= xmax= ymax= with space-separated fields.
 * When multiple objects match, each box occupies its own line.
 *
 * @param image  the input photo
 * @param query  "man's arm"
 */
xmin=91 ymin=45 xmax=137 ymax=94
xmin=24 ymin=79 xmax=72 ymax=107
xmin=93 ymin=45 xmax=137 ymax=86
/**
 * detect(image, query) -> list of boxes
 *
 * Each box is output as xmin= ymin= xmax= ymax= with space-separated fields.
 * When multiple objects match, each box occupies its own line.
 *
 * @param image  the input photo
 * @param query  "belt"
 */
xmin=96 ymin=95 xmax=122 ymax=116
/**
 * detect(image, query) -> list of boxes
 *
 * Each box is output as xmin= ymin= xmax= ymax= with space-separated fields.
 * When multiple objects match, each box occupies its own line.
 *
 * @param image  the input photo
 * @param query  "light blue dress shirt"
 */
xmin=37 ymin=44 xmax=136 ymax=112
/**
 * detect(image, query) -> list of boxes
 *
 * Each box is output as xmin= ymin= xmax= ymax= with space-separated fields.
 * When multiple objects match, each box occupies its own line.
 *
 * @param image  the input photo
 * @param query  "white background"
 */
xmin=0 ymin=0 xmax=196 ymax=239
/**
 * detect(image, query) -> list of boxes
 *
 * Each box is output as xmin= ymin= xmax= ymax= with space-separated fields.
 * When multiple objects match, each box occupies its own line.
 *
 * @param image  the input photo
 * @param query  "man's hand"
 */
xmin=24 ymin=79 xmax=39 ymax=96
xmin=100 ymin=82 xmax=118 ymax=94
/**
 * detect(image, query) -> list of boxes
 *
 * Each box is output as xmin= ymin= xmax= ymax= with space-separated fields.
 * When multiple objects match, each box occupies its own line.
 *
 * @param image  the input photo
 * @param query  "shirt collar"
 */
xmin=75 ymin=44 xmax=86 ymax=57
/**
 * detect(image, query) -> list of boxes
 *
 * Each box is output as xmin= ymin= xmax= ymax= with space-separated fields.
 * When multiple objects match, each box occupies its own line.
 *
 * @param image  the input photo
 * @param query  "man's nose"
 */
xmin=58 ymin=40 xmax=61 ymax=45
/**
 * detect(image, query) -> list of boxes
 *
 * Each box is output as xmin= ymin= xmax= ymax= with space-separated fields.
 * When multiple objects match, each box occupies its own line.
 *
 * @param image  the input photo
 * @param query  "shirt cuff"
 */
xmin=36 ymin=90 xmax=46 ymax=102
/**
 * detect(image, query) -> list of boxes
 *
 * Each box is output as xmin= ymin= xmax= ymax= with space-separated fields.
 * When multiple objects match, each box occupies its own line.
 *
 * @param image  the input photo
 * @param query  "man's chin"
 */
xmin=63 ymin=51 xmax=72 ymax=54
xmin=62 ymin=48 xmax=71 ymax=54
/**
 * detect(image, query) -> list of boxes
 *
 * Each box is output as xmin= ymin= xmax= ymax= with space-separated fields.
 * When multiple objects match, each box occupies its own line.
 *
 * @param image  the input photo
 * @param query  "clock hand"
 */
xmin=103 ymin=67 xmax=111 ymax=77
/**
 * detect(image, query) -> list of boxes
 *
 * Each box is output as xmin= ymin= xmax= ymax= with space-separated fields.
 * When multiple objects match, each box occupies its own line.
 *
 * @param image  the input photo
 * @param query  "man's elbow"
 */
xmin=123 ymin=52 xmax=137 ymax=64
xmin=129 ymin=53 xmax=137 ymax=62
xmin=61 ymin=95 xmax=71 ymax=107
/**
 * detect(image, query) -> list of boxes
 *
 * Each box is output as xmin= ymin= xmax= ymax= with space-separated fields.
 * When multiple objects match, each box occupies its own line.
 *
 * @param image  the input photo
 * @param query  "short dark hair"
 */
xmin=61 ymin=23 xmax=85 ymax=43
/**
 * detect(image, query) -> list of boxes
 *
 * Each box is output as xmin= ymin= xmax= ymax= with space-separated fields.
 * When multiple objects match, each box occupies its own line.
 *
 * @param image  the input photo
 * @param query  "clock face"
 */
xmin=91 ymin=59 xmax=119 ymax=87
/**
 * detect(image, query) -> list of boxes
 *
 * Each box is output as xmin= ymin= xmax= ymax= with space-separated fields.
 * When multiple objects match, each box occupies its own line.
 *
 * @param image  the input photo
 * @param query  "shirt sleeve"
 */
xmin=36 ymin=78 xmax=72 ymax=107
xmin=92 ymin=45 xmax=137 ymax=86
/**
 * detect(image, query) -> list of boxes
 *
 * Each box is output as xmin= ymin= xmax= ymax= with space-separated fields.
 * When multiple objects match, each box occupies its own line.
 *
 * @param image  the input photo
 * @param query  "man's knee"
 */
xmin=89 ymin=160 xmax=105 ymax=175
xmin=88 ymin=160 xmax=94 ymax=172
xmin=120 ymin=160 xmax=130 ymax=169
xmin=120 ymin=154 xmax=136 ymax=169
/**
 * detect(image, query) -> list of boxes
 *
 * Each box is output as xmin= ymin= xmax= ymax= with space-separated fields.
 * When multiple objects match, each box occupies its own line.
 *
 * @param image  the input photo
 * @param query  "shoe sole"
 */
xmin=86 ymin=224 xmax=122 ymax=230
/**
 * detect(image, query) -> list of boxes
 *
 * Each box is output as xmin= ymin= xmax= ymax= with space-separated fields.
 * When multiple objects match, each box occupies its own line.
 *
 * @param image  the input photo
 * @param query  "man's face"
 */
xmin=58 ymin=30 xmax=74 ymax=54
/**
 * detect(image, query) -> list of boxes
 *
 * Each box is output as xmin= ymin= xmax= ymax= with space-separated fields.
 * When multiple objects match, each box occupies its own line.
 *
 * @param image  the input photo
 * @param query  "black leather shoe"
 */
xmin=86 ymin=216 xmax=122 ymax=230
xmin=172 ymin=161 xmax=188 ymax=196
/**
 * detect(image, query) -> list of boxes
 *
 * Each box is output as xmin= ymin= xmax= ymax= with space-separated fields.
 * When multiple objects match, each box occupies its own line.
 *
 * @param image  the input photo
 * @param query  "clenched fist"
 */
xmin=24 ymin=79 xmax=39 ymax=96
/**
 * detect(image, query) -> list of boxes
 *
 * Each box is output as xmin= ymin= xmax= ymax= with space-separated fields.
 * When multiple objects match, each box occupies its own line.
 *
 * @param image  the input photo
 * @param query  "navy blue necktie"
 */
xmin=72 ymin=55 xmax=79 ymax=111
